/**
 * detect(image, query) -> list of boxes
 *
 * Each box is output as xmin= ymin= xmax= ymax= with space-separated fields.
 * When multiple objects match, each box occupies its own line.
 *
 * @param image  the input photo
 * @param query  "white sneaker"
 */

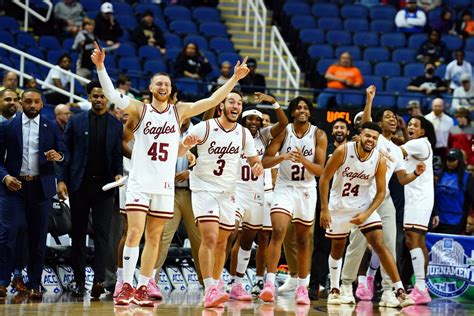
xmin=340 ymin=284 xmax=355 ymax=304
xmin=278 ymin=276 xmax=297 ymax=293
xmin=379 ymin=290 xmax=400 ymax=308
xmin=327 ymin=288 xmax=341 ymax=305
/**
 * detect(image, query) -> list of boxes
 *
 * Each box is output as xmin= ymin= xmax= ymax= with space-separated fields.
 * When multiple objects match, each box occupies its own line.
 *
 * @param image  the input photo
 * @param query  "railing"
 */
xmin=244 ymin=0 xmax=267 ymax=61
xmin=0 ymin=43 xmax=89 ymax=103
xmin=268 ymin=26 xmax=301 ymax=101
xmin=13 ymin=0 xmax=53 ymax=32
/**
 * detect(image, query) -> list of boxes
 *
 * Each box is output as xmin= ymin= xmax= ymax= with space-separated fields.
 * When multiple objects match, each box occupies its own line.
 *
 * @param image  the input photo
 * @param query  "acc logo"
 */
xmin=427 ymin=238 xmax=473 ymax=298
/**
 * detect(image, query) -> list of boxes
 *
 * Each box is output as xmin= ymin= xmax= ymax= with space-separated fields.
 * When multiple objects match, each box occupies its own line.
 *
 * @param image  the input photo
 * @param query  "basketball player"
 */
xmin=228 ymin=92 xmax=288 ymax=300
xmin=401 ymin=116 xmax=436 ymax=305
xmin=259 ymin=97 xmax=327 ymax=305
xmin=91 ymin=43 xmax=250 ymax=306
xmin=319 ymin=122 xmax=413 ymax=308
xmin=340 ymin=86 xmax=426 ymax=304
xmin=183 ymin=90 xmax=264 ymax=308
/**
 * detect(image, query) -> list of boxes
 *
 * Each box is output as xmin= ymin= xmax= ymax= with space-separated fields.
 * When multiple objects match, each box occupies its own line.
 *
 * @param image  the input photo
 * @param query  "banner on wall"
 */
xmin=426 ymin=233 xmax=474 ymax=302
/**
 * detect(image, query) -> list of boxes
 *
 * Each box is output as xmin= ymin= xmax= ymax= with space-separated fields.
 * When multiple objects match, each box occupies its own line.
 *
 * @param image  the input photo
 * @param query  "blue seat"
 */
xmin=16 ymin=32 xmax=36 ymax=48
xmin=164 ymin=33 xmax=182 ymax=49
xmin=408 ymin=34 xmax=427 ymax=49
xmin=370 ymin=20 xmax=395 ymax=33
xmin=283 ymin=2 xmax=311 ymax=17
xmin=200 ymin=22 xmax=228 ymax=38
xmin=193 ymin=7 xmax=221 ymax=22
xmin=397 ymin=93 xmax=424 ymax=109
xmin=174 ymin=77 xmax=203 ymax=98
xmin=435 ymin=64 xmax=446 ymax=77
xmin=164 ymin=48 xmax=181 ymax=61
xmin=370 ymin=5 xmax=397 ymax=20
xmin=427 ymin=7 xmax=443 ymax=24
xmin=80 ymin=0 xmax=101 ymax=11
xmin=299 ymin=29 xmax=325 ymax=45
xmin=143 ymin=59 xmax=167 ymax=74
xmin=340 ymin=91 xmax=365 ymax=107
xmin=335 ymin=46 xmax=361 ymax=60
xmin=326 ymin=30 xmax=352 ymax=46
xmin=392 ymin=48 xmax=416 ymax=64
xmin=0 ymin=31 xmax=14 ymax=46
xmin=318 ymin=17 xmax=342 ymax=31
xmin=114 ymin=43 xmax=136 ymax=57
xmin=465 ymin=38 xmax=474 ymax=51
xmin=116 ymin=15 xmax=137 ymax=30
xmin=308 ymin=44 xmax=334 ymax=60
xmin=353 ymin=32 xmax=379 ymax=47
xmin=183 ymin=34 xmax=208 ymax=50
xmin=404 ymin=63 xmax=424 ymax=78
xmin=200 ymin=49 xmax=218 ymax=66
xmin=39 ymin=36 xmax=62 ymax=50
xmin=110 ymin=1 xmax=132 ymax=15
xmin=354 ymin=60 xmax=372 ymax=76
xmin=46 ymin=50 xmax=67 ymax=64
xmin=63 ymin=38 xmax=74 ymax=50
xmin=374 ymin=62 xmax=401 ymax=77
xmin=441 ymin=35 xmax=463 ymax=51
xmin=135 ymin=4 xmax=162 ymax=19
xmin=218 ymin=52 xmax=241 ymax=65
xmin=363 ymin=75 xmax=384 ymax=90
xmin=164 ymin=5 xmax=191 ymax=21
xmin=138 ymin=46 xmax=161 ymax=60
xmin=170 ymin=20 xmax=198 ymax=36
xmin=380 ymin=33 xmax=406 ymax=50
xmin=26 ymin=48 xmax=45 ymax=60
xmin=444 ymin=0 xmax=471 ymax=9
xmin=209 ymin=37 xmax=235 ymax=53
xmin=372 ymin=93 xmax=396 ymax=108
xmin=344 ymin=18 xmax=369 ymax=32
xmin=0 ymin=16 xmax=19 ymax=32
xmin=465 ymin=51 xmax=474 ymax=64
xmin=317 ymin=59 xmax=336 ymax=74
xmin=386 ymin=76 xmax=412 ymax=93
xmin=85 ymin=10 xmax=99 ymax=19
xmin=341 ymin=4 xmax=369 ymax=19
xmin=291 ymin=15 xmax=316 ymax=30
xmin=363 ymin=47 xmax=390 ymax=63
xmin=118 ymin=57 xmax=142 ymax=73
xmin=311 ymin=3 xmax=339 ymax=18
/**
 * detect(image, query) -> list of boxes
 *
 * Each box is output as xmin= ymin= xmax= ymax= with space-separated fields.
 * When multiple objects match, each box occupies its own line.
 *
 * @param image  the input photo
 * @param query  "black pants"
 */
xmin=70 ymin=177 xmax=114 ymax=286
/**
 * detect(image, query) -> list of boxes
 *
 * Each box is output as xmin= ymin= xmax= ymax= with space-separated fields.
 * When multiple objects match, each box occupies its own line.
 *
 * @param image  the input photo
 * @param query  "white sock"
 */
xmin=394 ymin=281 xmax=404 ymax=291
xmin=123 ymin=246 xmax=139 ymax=285
xmin=235 ymin=276 xmax=243 ymax=284
xmin=151 ymin=269 xmax=157 ymax=280
xmin=256 ymin=276 xmax=263 ymax=282
xmin=297 ymin=276 xmax=310 ymax=287
xmin=328 ymin=256 xmax=342 ymax=290
xmin=367 ymin=251 xmax=380 ymax=277
xmin=203 ymin=278 xmax=214 ymax=290
xmin=116 ymin=268 xmax=123 ymax=282
xmin=214 ymin=278 xmax=220 ymax=285
xmin=236 ymin=248 xmax=251 ymax=275
xmin=137 ymin=274 xmax=150 ymax=288
xmin=266 ymin=273 xmax=275 ymax=284
xmin=229 ymin=275 xmax=235 ymax=282
xmin=410 ymin=248 xmax=426 ymax=291
xmin=358 ymin=275 xmax=367 ymax=286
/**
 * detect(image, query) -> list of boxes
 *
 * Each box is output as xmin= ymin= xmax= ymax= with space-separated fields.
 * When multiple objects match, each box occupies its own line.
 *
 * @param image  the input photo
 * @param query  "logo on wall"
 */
xmin=427 ymin=238 xmax=473 ymax=298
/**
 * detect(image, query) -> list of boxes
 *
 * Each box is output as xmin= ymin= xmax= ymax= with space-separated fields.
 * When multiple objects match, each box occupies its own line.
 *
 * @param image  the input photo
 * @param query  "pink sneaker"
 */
xmin=295 ymin=285 xmax=310 ymax=305
xmin=203 ymin=285 xmax=229 ymax=308
xmin=229 ymin=283 xmax=252 ymax=301
xmin=355 ymin=283 xmax=372 ymax=301
xmin=147 ymin=278 xmax=163 ymax=300
xmin=408 ymin=286 xmax=431 ymax=305
xmin=366 ymin=275 xmax=374 ymax=294
xmin=259 ymin=281 xmax=275 ymax=302
xmin=113 ymin=280 xmax=123 ymax=298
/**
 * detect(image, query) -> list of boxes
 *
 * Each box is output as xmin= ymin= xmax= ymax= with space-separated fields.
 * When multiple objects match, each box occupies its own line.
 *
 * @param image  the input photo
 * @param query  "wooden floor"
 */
xmin=1 ymin=291 xmax=473 ymax=315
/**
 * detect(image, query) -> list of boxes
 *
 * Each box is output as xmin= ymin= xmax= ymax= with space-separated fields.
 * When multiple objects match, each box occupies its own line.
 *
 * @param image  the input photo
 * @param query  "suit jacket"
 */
xmin=58 ymin=110 xmax=123 ymax=193
xmin=0 ymin=114 xmax=68 ymax=199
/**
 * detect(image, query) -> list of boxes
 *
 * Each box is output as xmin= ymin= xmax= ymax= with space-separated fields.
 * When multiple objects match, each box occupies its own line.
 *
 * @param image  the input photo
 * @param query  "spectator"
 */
xmin=54 ymin=0 xmax=84 ymax=35
xmin=94 ymin=2 xmax=123 ymax=49
xmin=417 ymin=0 xmax=441 ymax=12
xmin=261 ymin=110 xmax=271 ymax=127
xmin=174 ymin=42 xmax=212 ymax=80
xmin=42 ymin=54 xmax=73 ymax=105
xmin=407 ymin=62 xmax=447 ymax=95
xmin=445 ymin=50 xmax=473 ymax=92
xmin=215 ymin=61 xmax=235 ymax=86
xmin=239 ymin=58 xmax=266 ymax=95
xmin=0 ymin=89 xmax=67 ymax=299
xmin=140 ymin=91 xmax=151 ymax=104
xmin=448 ymin=107 xmax=474 ymax=166
xmin=324 ymin=52 xmax=363 ymax=90
xmin=25 ymin=78 xmax=38 ymax=90
xmin=132 ymin=10 xmax=166 ymax=54
xmin=72 ymin=18 xmax=98 ymax=80
xmin=430 ymin=7 xmax=455 ymax=35
xmin=54 ymin=104 xmax=71 ymax=133
xmin=0 ymin=72 xmax=24 ymax=96
xmin=395 ymin=0 xmax=427 ymax=34
xmin=0 ymin=89 xmax=19 ymax=123
xmin=425 ymin=98 xmax=454 ymax=155
xmin=407 ymin=100 xmax=423 ymax=117
xmin=455 ymin=10 xmax=474 ymax=39
xmin=416 ymin=29 xmax=448 ymax=65
xmin=433 ymin=148 xmax=473 ymax=235
xmin=57 ymin=81 xmax=123 ymax=298
xmin=452 ymin=74 xmax=474 ymax=111
xmin=116 ymin=74 xmax=134 ymax=98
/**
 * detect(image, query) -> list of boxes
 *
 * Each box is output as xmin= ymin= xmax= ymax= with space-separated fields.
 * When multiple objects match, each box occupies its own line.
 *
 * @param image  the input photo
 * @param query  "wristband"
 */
xmin=272 ymin=102 xmax=280 ymax=109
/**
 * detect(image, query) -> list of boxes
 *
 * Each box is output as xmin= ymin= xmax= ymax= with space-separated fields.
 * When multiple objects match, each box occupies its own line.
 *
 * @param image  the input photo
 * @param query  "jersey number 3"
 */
xmin=342 ymin=183 xmax=360 ymax=197
xmin=148 ymin=142 xmax=169 ymax=161
xmin=213 ymin=159 xmax=226 ymax=176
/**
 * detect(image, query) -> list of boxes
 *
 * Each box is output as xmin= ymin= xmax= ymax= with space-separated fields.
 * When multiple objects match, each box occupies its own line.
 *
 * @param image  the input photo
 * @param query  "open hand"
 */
xmin=320 ymin=210 xmax=332 ymax=229
xmin=91 ymin=41 xmax=106 ymax=66
xmin=254 ymin=92 xmax=276 ymax=104
xmin=4 ymin=175 xmax=22 ymax=192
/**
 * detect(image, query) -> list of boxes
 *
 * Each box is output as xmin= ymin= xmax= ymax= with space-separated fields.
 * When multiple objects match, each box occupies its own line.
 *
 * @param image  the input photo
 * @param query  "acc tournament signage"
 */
xmin=426 ymin=233 xmax=474 ymax=302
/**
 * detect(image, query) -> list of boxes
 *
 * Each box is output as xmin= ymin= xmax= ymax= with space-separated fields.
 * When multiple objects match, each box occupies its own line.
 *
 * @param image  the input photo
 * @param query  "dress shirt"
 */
xmin=425 ymin=112 xmax=454 ymax=148
xmin=20 ymin=113 xmax=40 ymax=176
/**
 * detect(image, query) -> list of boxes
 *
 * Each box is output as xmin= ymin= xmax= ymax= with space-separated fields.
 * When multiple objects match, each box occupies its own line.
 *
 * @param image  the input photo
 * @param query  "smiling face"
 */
xmin=359 ymin=128 xmax=379 ymax=152
xmin=149 ymin=74 xmax=171 ymax=103
xmin=291 ymin=100 xmax=310 ymax=124
xmin=262 ymin=113 xmax=271 ymax=127
xmin=380 ymin=110 xmax=397 ymax=134
xmin=244 ymin=114 xmax=262 ymax=136
xmin=88 ymin=87 xmax=108 ymax=114
xmin=221 ymin=92 xmax=243 ymax=123
xmin=332 ymin=121 xmax=349 ymax=143
xmin=407 ymin=118 xmax=425 ymax=140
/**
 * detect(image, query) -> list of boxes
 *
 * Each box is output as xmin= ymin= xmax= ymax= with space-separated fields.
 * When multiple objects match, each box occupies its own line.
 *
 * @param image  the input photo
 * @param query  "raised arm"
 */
xmin=254 ymin=92 xmax=289 ymax=138
xmin=396 ymin=162 xmax=425 ymax=185
xmin=361 ymin=85 xmax=376 ymax=124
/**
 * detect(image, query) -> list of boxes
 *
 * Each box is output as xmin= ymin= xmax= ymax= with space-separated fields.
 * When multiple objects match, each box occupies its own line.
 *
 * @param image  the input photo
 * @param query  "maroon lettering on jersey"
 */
xmin=285 ymin=146 xmax=313 ymax=156
xmin=341 ymin=166 xmax=370 ymax=181
xmin=241 ymin=147 xmax=263 ymax=159
xmin=208 ymin=141 xmax=240 ymax=159
xmin=143 ymin=121 xmax=176 ymax=140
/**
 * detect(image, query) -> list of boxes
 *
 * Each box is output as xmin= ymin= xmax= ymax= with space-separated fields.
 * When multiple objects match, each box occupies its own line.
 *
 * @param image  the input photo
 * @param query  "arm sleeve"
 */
xmin=395 ymin=11 xmax=408 ymax=28
xmin=408 ymin=10 xmax=426 ymax=27
xmin=0 ymin=123 xmax=8 ymax=182
xmin=97 ymin=68 xmax=132 ymax=109
xmin=243 ymin=128 xmax=258 ymax=157
xmin=401 ymin=139 xmax=429 ymax=159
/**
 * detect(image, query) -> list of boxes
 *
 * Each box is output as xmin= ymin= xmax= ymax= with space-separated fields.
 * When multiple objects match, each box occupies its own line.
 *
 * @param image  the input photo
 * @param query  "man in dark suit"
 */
xmin=57 ymin=80 xmax=123 ymax=298
xmin=0 ymin=88 xmax=67 ymax=299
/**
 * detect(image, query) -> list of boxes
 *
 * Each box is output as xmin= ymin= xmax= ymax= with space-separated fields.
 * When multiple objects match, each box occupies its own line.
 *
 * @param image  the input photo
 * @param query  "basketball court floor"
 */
xmin=2 ymin=291 xmax=473 ymax=315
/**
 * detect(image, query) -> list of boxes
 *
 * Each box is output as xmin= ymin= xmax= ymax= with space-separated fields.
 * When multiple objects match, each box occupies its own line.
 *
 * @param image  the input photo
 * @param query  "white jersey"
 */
xmin=236 ymin=127 xmax=272 ymax=194
xmin=190 ymin=118 xmax=257 ymax=193
xmin=401 ymin=137 xmax=434 ymax=212
xmin=329 ymin=142 xmax=382 ymax=212
xmin=275 ymin=124 xmax=317 ymax=188
xmin=127 ymin=103 xmax=180 ymax=195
